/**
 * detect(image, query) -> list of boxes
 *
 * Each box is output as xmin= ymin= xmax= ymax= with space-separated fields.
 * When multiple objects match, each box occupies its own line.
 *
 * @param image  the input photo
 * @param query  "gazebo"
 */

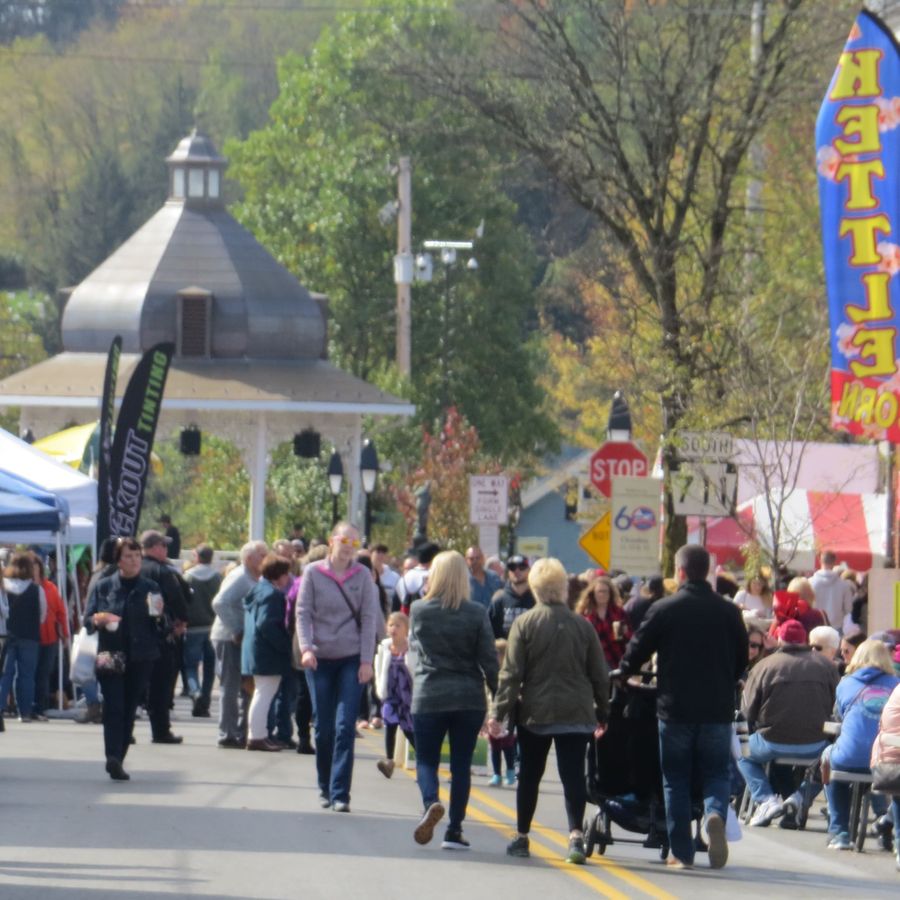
xmin=0 ymin=130 xmax=413 ymax=539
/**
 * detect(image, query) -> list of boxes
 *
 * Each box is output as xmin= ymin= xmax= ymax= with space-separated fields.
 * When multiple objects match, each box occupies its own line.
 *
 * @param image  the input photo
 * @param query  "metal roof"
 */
xmin=0 ymin=353 xmax=414 ymax=416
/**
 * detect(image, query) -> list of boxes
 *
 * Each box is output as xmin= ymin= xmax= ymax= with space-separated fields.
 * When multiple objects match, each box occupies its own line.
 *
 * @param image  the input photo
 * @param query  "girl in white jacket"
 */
xmin=374 ymin=612 xmax=416 ymax=777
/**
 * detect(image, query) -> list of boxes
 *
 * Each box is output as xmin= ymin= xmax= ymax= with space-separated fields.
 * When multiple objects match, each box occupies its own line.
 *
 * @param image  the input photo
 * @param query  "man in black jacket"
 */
xmin=488 ymin=556 xmax=534 ymax=639
xmin=620 ymin=544 xmax=748 ymax=871
xmin=140 ymin=530 xmax=190 ymax=744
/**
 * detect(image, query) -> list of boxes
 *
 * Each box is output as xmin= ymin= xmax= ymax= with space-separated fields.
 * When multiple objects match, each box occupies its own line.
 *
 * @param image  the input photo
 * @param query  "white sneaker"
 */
xmin=750 ymin=795 xmax=784 ymax=827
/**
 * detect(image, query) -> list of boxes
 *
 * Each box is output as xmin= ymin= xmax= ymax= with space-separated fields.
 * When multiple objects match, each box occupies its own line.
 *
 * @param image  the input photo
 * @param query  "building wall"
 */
xmin=516 ymin=489 xmax=595 ymax=574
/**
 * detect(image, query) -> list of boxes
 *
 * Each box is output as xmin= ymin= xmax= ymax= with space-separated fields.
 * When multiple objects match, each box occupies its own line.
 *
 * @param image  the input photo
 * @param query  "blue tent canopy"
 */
xmin=0 ymin=470 xmax=68 ymax=532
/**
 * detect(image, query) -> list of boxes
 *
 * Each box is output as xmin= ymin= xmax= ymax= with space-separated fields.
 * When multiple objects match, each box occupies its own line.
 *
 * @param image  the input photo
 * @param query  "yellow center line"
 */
xmin=391 ymin=749 xmax=675 ymax=900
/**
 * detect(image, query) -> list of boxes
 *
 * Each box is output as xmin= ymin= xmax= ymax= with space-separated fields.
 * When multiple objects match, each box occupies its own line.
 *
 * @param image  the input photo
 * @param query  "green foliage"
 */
xmin=227 ymin=0 xmax=557 ymax=460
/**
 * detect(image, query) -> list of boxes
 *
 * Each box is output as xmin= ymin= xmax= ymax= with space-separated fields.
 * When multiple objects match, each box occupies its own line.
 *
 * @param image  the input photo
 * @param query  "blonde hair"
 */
xmin=787 ymin=576 xmax=815 ymax=605
xmin=388 ymin=611 xmax=409 ymax=631
xmin=846 ymin=638 xmax=896 ymax=676
xmin=528 ymin=557 xmax=568 ymax=604
xmin=424 ymin=550 xmax=470 ymax=609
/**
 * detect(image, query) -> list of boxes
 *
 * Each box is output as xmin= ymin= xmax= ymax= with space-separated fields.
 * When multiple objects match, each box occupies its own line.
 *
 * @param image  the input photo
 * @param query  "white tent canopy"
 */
xmin=0 ymin=428 xmax=97 ymax=545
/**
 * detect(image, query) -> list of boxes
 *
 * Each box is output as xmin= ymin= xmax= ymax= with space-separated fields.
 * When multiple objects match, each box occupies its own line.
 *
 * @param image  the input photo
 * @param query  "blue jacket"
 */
xmin=85 ymin=573 xmax=162 ymax=664
xmin=241 ymin=580 xmax=291 ymax=676
xmin=831 ymin=666 xmax=900 ymax=770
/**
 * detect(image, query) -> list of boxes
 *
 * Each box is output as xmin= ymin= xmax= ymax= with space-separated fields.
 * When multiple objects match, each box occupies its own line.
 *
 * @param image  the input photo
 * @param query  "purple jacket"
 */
xmin=297 ymin=560 xmax=381 ymax=663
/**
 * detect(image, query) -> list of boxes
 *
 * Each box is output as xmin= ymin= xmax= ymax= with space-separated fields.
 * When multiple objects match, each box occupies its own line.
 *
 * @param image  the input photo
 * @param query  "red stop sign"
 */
xmin=590 ymin=442 xmax=649 ymax=497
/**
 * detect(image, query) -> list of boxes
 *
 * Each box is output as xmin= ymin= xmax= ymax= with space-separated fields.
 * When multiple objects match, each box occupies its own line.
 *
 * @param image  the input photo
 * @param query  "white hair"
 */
xmin=240 ymin=540 xmax=268 ymax=565
xmin=808 ymin=625 xmax=840 ymax=652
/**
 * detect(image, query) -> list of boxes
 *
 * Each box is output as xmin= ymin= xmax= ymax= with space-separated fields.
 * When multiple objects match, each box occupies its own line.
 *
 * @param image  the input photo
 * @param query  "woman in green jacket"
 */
xmin=488 ymin=556 xmax=609 ymax=865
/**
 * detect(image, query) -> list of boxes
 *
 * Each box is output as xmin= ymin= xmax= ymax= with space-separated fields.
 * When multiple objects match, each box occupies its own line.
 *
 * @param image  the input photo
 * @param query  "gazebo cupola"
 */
xmin=166 ymin=128 xmax=227 ymax=208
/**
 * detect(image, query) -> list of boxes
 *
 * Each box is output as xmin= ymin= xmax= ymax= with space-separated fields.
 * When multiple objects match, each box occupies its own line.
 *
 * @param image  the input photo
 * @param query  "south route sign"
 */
xmin=469 ymin=474 xmax=509 ymax=525
xmin=590 ymin=442 xmax=649 ymax=497
xmin=579 ymin=512 xmax=611 ymax=570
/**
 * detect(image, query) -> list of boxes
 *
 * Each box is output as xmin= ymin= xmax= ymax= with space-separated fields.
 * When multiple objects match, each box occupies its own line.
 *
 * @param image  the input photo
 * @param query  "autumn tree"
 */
xmin=396 ymin=0 xmax=856 ymax=567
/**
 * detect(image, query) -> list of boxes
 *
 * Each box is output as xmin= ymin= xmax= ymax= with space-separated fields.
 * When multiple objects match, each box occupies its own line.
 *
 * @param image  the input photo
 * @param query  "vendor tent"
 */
xmin=0 ymin=428 xmax=96 ymax=545
xmin=691 ymin=489 xmax=886 ymax=573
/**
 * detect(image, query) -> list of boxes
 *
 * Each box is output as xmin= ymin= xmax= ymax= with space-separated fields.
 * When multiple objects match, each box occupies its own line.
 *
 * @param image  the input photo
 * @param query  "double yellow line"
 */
xmin=400 ymin=763 xmax=676 ymax=900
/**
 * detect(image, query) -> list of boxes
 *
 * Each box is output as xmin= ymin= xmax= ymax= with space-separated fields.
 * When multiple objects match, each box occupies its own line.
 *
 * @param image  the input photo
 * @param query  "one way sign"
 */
xmin=469 ymin=475 xmax=509 ymax=525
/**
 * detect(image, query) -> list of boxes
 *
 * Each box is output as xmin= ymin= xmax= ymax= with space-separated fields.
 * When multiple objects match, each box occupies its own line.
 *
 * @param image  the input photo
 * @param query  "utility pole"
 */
xmin=395 ymin=157 xmax=412 ymax=377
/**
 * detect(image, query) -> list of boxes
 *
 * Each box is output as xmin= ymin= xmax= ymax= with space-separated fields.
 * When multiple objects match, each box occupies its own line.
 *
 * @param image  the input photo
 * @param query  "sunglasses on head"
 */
xmin=335 ymin=536 xmax=361 ymax=548
xmin=507 ymin=562 xmax=528 ymax=572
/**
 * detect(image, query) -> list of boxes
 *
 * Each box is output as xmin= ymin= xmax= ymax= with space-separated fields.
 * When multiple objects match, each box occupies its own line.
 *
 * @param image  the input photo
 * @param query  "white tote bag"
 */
xmin=69 ymin=627 xmax=99 ymax=686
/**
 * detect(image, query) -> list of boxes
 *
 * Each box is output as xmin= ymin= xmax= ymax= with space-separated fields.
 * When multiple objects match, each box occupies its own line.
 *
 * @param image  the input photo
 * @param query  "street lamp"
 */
xmin=607 ymin=391 xmax=632 ymax=442
xmin=327 ymin=449 xmax=343 ymax=527
xmin=360 ymin=439 xmax=379 ymax=544
xmin=419 ymin=239 xmax=478 ymax=413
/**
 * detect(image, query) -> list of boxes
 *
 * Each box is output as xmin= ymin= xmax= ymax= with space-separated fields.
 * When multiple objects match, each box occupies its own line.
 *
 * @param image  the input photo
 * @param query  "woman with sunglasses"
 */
xmin=297 ymin=521 xmax=381 ymax=812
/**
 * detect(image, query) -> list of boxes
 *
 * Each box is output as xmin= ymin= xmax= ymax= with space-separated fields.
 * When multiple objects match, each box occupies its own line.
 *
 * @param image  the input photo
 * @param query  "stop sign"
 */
xmin=590 ymin=442 xmax=649 ymax=497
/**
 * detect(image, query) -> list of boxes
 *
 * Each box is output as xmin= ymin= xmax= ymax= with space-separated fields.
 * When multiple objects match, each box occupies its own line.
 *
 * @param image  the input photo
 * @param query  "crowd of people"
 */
xmin=2 ymin=526 xmax=900 ymax=876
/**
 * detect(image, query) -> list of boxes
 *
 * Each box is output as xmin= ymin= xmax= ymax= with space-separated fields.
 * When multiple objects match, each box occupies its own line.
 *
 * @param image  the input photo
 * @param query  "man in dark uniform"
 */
xmin=140 ymin=530 xmax=189 ymax=744
xmin=159 ymin=514 xmax=181 ymax=561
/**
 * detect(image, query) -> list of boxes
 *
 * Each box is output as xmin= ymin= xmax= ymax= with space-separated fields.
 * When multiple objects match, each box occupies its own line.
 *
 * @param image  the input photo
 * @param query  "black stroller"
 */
xmin=583 ymin=673 xmax=705 ymax=860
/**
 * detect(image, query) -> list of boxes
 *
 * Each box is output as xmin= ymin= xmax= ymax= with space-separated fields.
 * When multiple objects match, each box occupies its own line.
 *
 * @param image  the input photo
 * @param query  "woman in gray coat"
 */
xmin=409 ymin=550 xmax=498 ymax=851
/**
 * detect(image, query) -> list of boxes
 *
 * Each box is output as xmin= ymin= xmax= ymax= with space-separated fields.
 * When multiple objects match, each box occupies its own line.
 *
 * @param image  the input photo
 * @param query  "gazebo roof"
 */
xmin=0 ymin=353 xmax=414 ymax=416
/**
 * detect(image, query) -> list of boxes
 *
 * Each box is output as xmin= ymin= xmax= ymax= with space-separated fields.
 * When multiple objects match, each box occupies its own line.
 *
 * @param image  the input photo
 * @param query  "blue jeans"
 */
xmin=413 ymin=708 xmax=484 ymax=831
xmin=269 ymin=669 xmax=300 ymax=742
xmin=0 ymin=636 xmax=39 ymax=719
xmin=183 ymin=630 xmax=215 ymax=704
xmin=658 ymin=720 xmax=733 ymax=865
xmin=737 ymin=732 xmax=827 ymax=801
xmin=306 ymin=656 xmax=363 ymax=804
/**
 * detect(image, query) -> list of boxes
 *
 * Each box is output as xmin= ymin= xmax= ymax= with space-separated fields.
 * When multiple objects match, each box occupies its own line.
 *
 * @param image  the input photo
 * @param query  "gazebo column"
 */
xmin=249 ymin=412 xmax=268 ymax=540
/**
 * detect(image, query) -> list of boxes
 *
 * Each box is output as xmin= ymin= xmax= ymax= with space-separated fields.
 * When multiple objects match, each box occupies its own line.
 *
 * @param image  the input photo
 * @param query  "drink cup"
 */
xmin=147 ymin=592 xmax=164 ymax=617
xmin=107 ymin=620 xmax=119 ymax=632
xmin=612 ymin=620 xmax=623 ymax=640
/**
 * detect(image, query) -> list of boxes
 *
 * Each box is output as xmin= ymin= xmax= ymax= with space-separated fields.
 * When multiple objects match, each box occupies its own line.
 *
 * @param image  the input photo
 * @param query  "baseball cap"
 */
xmin=777 ymin=618 xmax=807 ymax=645
xmin=140 ymin=529 xmax=172 ymax=549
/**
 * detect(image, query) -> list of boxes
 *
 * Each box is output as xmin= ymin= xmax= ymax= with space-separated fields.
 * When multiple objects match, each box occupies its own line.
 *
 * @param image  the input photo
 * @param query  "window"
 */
xmin=172 ymin=167 xmax=185 ymax=199
xmin=208 ymin=169 xmax=220 ymax=199
xmin=188 ymin=168 xmax=204 ymax=198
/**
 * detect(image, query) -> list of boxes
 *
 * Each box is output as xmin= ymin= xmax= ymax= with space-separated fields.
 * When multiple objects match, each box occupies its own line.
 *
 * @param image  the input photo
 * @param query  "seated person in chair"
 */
xmin=738 ymin=618 xmax=839 ymax=828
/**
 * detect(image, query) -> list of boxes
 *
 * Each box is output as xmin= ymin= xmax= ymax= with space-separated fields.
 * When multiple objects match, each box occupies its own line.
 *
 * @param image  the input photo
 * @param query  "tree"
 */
xmin=227 ymin=5 xmax=557 ymax=460
xmin=403 ymin=0 xmax=855 ymax=568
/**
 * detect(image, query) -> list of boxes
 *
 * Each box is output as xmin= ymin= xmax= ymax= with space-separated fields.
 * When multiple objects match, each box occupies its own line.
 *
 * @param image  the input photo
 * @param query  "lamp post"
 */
xmin=360 ymin=439 xmax=379 ymax=545
xmin=607 ymin=390 xmax=632 ymax=441
xmin=418 ymin=239 xmax=478 ymax=414
xmin=327 ymin=449 xmax=343 ymax=527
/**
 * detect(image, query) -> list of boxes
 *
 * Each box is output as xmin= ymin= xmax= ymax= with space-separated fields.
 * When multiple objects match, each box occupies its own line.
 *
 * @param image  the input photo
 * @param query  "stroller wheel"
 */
xmin=584 ymin=816 xmax=598 ymax=858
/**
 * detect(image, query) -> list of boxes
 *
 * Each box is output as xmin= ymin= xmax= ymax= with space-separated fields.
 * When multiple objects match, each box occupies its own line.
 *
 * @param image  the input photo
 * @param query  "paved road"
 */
xmin=1 ymin=698 xmax=898 ymax=899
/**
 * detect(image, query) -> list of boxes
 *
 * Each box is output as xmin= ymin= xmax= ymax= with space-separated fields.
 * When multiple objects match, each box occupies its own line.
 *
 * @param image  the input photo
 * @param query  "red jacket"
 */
xmin=38 ymin=579 xmax=69 ymax=646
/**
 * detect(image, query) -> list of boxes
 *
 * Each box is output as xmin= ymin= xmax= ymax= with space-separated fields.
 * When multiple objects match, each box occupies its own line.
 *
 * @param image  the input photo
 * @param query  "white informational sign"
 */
xmin=478 ymin=524 xmax=500 ymax=559
xmin=678 ymin=431 xmax=735 ymax=462
xmin=610 ymin=476 xmax=662 ymax=573
xmin=517 ymin=536 xmax=549 ymax=561
xmin=671 ymin=461 xmax=738 ymax=517
xmin=469 ymin=474 xmax=509 ymax=525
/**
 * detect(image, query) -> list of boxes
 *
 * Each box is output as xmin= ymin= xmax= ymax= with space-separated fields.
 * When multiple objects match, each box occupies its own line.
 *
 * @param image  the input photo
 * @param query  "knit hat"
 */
xmin=777 ymin=618 xmax=807 ymax=645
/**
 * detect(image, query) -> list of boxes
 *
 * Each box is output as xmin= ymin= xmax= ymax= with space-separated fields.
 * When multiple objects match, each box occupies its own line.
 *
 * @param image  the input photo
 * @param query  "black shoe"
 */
xmin=105 ymin=757 xmax=130 ymax=781
xmin=319 ymin=793 xmax=332 ymax=809
xmin=218 ymin=737 xmax=246 ymax=749
xmin=874 ymin=814 xmax=895 ymax=852
xmin=297 ymin=741 xmax=315 ymax=755
xmin=192 ymin=697 xmax=210 ymax=718
xmin=0 ymin=713 xmax=4 ymax=733
xmin=152 ymin=733 xmax=183 ymax=744
xmin=441 ymin=827 xmax=470 ymax=850
xmin=507 ymin=835 xmax=530 ymax=858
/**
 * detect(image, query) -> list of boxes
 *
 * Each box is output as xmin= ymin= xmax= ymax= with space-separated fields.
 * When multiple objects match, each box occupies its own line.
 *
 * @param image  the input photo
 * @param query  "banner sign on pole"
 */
xmin=108 ymin=343 xmax=173 ymax=537
xmin=816 ymin=10 xmax=900 ymax=440
xmin=96 ymin=336 xmax=121 ymax=548
xmin=610 ymin=476 xmax=662 ymax=574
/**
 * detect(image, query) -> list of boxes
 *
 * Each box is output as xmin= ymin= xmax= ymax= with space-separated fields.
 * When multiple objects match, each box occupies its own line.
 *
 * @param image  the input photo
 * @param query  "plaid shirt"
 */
xmin=584 ymin=604 xmax=632 ymax=668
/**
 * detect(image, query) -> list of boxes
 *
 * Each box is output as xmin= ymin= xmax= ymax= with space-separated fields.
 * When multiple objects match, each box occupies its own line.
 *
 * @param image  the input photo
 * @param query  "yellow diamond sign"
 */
xmin=579 ymin=512 xmax=611 ymax=569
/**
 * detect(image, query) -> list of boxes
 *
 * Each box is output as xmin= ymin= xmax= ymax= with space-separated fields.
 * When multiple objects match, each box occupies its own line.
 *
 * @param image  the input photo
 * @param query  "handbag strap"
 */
xmin=333 ymin=577 xmax=362 ymax=631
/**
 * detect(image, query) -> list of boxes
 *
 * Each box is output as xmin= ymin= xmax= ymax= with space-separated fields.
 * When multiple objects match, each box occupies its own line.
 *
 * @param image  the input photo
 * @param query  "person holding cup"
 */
xmin=575 ymin=575 xmax=632 ymax=668
xmin=85 ymin=537 xmax=162 ymax=781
